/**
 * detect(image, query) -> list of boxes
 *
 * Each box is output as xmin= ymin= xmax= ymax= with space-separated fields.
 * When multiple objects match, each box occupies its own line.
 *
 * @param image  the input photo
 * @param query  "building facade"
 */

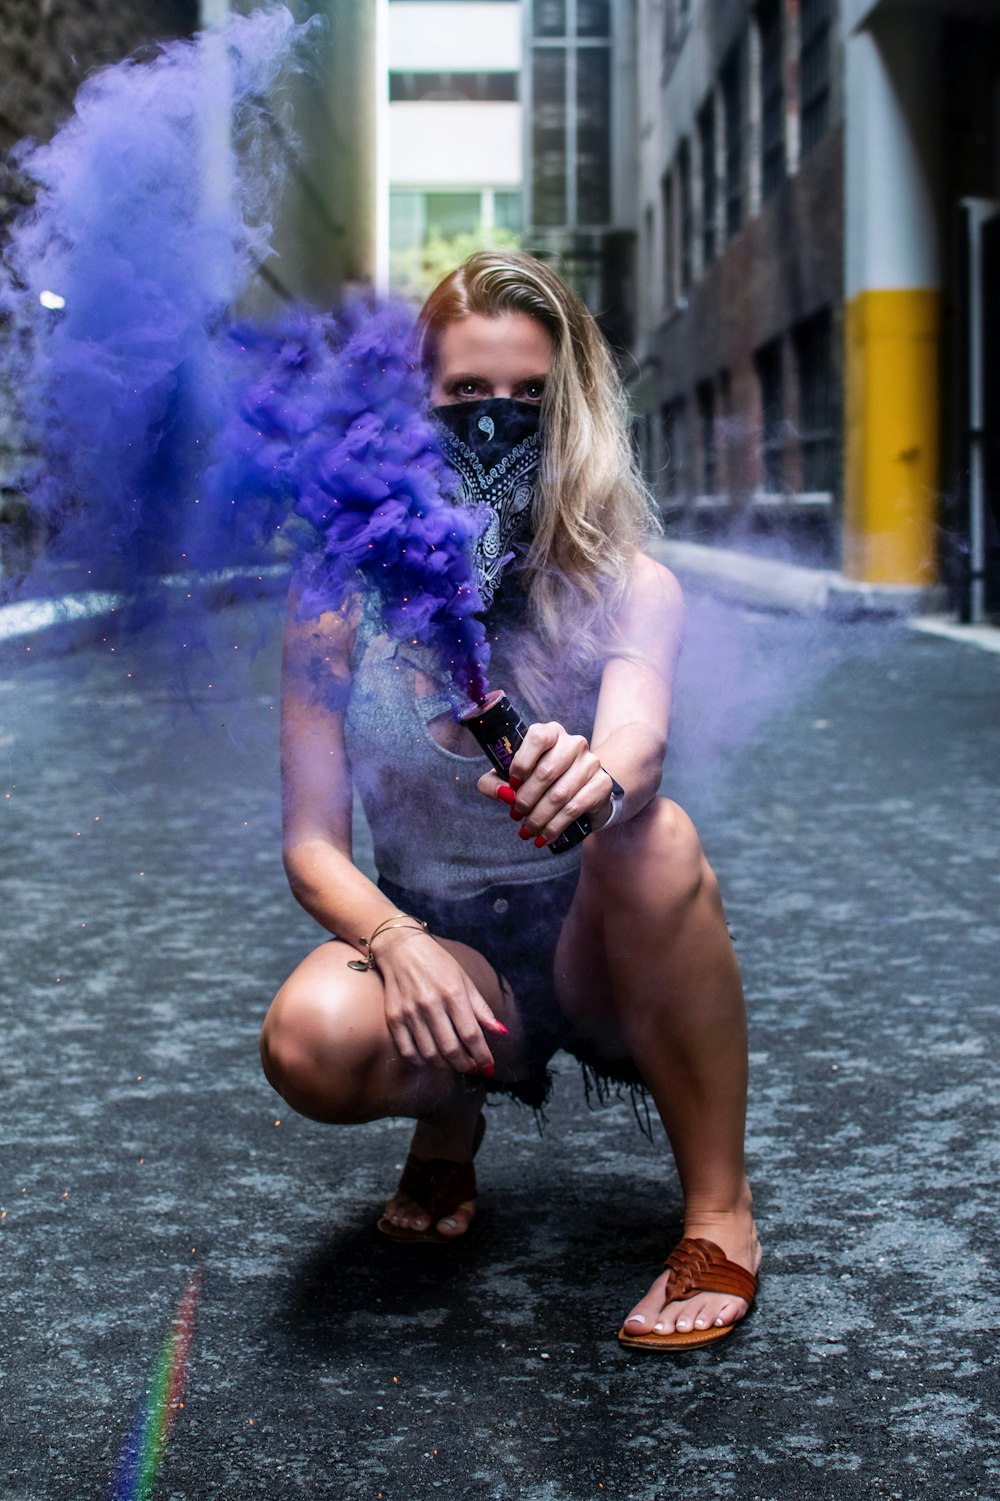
xmin=522 ymin=0 xmax=638 ymax=350
xmin=630 ymin=0 xmax=1000 ymax=615
xmin=387 ymin=0 xmax=524 ymax=285
xmin=632 ymin=0 xmax=843 ymax=567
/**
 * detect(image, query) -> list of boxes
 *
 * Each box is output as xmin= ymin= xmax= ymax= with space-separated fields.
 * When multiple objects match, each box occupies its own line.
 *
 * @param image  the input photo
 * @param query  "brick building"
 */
xmin=631 ymin=0 xmax=843 ymax=567
xmin=630 ymin=0 xmax=1000 ymax=616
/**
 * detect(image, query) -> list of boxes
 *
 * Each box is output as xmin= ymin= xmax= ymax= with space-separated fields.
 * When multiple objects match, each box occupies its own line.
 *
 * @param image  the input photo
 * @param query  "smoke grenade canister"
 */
xmin=459 ymin=690 xmax=591 ymax=855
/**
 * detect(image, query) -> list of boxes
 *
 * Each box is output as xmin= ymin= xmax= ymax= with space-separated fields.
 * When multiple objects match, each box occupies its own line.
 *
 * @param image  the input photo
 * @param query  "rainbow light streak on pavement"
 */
xmin=109 ymin=1269 xmax=201 ymax=1501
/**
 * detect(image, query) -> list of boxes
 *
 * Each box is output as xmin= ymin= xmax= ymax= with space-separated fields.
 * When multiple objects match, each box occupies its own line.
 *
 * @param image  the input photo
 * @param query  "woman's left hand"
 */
xmin=476 ymin=722 xmax=615 ymax=847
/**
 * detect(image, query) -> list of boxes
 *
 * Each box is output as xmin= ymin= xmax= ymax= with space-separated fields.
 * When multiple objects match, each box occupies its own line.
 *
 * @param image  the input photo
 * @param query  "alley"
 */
xmin=1 ymin=590 xmax=998 ymax=1500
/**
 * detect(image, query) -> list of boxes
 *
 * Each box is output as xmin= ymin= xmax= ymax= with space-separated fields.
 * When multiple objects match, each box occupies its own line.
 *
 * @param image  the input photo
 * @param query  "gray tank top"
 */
xmin=343 ymin=622 xmax=584 ymax=900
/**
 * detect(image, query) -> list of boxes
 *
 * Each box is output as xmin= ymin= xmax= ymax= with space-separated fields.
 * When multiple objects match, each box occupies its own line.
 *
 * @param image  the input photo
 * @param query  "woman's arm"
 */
xmin=476 ymin=554 xmax=684 ymax=844
xmin=280 ymin=596 xmax=504 ymax=1074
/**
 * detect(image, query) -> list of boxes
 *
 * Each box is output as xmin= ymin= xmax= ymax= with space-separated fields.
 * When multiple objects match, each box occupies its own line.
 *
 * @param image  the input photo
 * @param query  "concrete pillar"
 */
xmin=843 ymin=7 xmax=942 ymax=586
xmin=276 ymin=0 xmax=379 ymax=306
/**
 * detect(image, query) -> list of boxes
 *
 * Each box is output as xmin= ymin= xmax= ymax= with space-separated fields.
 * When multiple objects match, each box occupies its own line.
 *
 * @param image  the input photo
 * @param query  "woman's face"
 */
xmin=430 ymin=312 xmax=553 ymax=407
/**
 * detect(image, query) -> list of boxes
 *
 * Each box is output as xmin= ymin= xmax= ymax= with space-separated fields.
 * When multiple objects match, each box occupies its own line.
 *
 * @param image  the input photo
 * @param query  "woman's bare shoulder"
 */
xmin=628 ymin=551 xmax=685 ymax=621
xmin=283 ymin=584 xmax=362 ymax=670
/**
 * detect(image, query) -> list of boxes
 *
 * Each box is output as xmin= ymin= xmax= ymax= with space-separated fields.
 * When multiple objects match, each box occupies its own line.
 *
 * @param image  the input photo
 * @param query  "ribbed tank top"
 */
xmin=343 ymin=623 xmax=585 ymax=900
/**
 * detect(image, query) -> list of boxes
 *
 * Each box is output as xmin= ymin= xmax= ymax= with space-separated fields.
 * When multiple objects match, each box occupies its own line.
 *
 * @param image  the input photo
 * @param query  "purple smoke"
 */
xmin=206 ymin=300 xmax=491 ymax=702
xmin=1 ymin=4 xmax=492 ymax=702
xmin=0 ymin=6 xmax=317 ymax=588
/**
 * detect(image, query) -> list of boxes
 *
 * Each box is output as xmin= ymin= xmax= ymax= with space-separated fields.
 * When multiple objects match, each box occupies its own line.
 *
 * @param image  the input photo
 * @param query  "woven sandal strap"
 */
xmin=662 ymin=1237 xmax=758 ymax=1303
xmin=397 ymin=1153 xmax=477 ymax=1220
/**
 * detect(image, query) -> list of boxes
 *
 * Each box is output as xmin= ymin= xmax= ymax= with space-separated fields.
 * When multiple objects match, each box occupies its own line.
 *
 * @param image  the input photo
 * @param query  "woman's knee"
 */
xmin=586 ymin=797 xmax=711 ymax=915
xmin=259 ymin=982 xmax=372 ymax=1124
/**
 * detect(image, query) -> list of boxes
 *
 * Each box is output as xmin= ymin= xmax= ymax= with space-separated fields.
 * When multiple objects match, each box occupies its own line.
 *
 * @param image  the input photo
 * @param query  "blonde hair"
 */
xmin=420 ymin=249 xmax=658 ymax=713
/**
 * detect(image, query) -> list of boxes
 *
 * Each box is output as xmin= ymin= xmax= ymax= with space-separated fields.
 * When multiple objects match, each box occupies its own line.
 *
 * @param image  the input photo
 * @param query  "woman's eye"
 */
xmin=521 ymin=382 xmax=545 ymax=401
xmin=450 ymin=380 xmax=482 ymax=399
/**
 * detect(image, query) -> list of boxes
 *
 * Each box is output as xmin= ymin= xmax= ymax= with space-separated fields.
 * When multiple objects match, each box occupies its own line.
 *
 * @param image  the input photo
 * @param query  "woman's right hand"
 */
xmin=371 ymin=926 xmax=506 ymax=1076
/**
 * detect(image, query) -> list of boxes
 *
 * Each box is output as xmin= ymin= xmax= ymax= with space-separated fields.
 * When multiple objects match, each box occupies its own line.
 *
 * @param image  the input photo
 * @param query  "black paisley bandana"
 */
xmin=430 ymin=397 xmax=541 ymax=608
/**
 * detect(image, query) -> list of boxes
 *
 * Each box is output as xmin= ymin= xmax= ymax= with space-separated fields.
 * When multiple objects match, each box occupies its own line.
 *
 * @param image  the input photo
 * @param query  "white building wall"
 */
xmin=390 ymin=101 xmax=522 ymax=187
xmin=388 ymin=2 xmax=522 ymax=71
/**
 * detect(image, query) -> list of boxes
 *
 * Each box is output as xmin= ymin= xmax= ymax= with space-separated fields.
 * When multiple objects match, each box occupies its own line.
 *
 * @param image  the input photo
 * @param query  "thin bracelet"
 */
xmin=347 ymin=913 xmax=429 ymax=972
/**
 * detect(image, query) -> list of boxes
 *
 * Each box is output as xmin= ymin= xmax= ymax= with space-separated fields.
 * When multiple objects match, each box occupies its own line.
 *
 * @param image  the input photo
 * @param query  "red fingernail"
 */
xmin=518 ymin=825 xmax=531 ymax=840
xmin=492 ymin=1020 xmax=510 ymax=1036
xmin=497 ymin=785 xmax=517 ymax=805
xmin=509 ymin=774 xmax=522 ymax=790
xmin=509 ymin=807 xmax=520 ymax=820
xmin=533 ymin=834 xmax=547 ymax=848
xmin=478 ymin=1061 xmax=495 ymax=1077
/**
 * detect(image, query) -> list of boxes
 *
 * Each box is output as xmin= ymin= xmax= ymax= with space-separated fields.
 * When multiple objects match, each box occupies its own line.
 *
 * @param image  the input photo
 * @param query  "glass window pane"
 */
xmin=576 ymin=46 xmax=611 ymax=225
xmin=532 ymin=46 xmax=567 ymax=226
xmin=759 ymin=0 xmax=785 ymax=199
xmin=425 ymin=193 xmax=482 ymax=239
xmin=533 ymin=0 xmax=566 ymax=37
xmin=755 ymin=337 xmax=785 ymax=491
xmin=721 ymin=43 xmax=743 ymax=238
xmin=389 ymin=191 xmax=424 ymax=251
xmin=494 ymin=191 xmax=523 ymax=233
xmin=577 ymin=0 xmax=610 ymax=37
xmin=698 ymin=99 xmax=716 ymax=266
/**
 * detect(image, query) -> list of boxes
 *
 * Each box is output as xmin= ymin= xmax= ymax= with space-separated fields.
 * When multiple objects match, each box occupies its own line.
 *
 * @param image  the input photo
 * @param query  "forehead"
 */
xmin=434 ymin=312 xmax=553 ymax=374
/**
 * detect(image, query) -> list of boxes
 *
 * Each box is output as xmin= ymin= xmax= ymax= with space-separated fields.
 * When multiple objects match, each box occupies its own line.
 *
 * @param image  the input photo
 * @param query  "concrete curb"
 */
xmin=648 ymin=537 xmax=939 ymax=618
xmin=0 ymin=565 xmax=291 ymax=663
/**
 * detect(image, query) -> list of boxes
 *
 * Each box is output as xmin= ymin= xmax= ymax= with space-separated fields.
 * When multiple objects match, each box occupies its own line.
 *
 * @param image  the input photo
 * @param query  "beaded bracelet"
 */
xmin=347 ymin=913 xmax=429 ymax=972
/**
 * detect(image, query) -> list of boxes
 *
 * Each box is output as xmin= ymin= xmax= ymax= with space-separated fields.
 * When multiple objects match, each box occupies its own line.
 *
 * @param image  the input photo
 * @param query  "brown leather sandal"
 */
xmin=617 ymin=1237 xmax=758 ymax=1351
xmin=377 ymin=1115 xmax=486 ymax=1244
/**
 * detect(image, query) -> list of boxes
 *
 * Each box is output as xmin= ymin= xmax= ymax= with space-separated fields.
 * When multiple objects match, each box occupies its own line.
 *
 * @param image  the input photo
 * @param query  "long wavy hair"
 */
xmin=420 ymin=249 xmax=658 ymax=713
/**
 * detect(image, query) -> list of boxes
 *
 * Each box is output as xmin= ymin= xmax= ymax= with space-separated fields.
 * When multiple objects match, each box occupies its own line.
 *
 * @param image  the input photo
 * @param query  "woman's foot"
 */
xmin=379 ymin=1108 xmax=485 ymax=1240
xmin=621 ymin=1198 xmax=761 ymax=1340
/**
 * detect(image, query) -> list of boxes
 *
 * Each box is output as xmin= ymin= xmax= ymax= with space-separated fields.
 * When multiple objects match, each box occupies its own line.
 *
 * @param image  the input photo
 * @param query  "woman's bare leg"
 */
xmin=555 ymin=797 xmax=760 ymax=1337
xmin=260 ymin=936 xmax=520 ymax=1238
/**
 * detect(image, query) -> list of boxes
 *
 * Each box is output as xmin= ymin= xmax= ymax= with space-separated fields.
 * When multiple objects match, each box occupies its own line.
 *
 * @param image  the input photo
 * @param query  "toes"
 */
xmin=652 ymin=1296 xmax=698 ymax=1334
xmin=621 ymin=1282 xmax=669 ymax=1336
xmin=668 ymin=1295 xmax=713 ymax=1333
xmin=383 ymin=1195 xmax=430 ymax=1233
xmin=436 ymin=1199 xmax=475 ymax=1238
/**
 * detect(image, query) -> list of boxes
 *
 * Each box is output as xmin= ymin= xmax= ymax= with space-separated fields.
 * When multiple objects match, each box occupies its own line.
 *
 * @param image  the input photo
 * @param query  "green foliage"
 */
xmin=389 ymin=227 xmax=523 ymax=305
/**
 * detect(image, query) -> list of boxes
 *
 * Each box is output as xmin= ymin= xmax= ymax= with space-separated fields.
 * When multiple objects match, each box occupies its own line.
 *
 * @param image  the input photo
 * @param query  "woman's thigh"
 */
xmin=261 ymin=934 xmax=524 ymax=1122
xmin=552 ymin=866 xmax=627 ymax=1057
xmin=552 ymin=798 xmax=708 ymax=1054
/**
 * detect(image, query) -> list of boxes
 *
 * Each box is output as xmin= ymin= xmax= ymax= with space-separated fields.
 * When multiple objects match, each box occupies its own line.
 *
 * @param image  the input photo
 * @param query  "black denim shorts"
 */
xmin=378 ymin=869 xmax=646 ymax=1116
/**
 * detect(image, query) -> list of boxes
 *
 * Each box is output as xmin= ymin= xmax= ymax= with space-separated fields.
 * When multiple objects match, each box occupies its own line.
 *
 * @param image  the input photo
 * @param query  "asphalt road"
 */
xmin=2 ymin=591 xmax=998 ymax=1501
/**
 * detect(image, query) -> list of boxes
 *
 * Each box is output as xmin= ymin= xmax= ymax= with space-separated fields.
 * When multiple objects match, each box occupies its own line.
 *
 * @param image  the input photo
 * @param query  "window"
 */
xmin=799 ymin=0 xmax=832 ymax=157
xmin=795 ymin=309 xmax=837 ymax=493
xmin=389 ymin=190 xmax=513 ymax=252
xmin=389 ymin=191 xmax=424 ymax=251
xmin=661 ymin=400 xmax=691 ymax=504
xmin=755 ymin=337 xmax=785 ymax=491
xmin=758 ymin=0 xmax=785 ymax=200
xmin=494 ymin=190 xmax=523 ymax=233
xmin=389 ymin=72 xmax=519 ymax=103
xmin=698 ymin=98 xmax=716 ymax=268
xmin=532 ymin=46 xmax=567 ymax=226
xmin=697 ymin=380 xmax=717 ymax=495
xmin=678 ymin=139 xmax=692 ymax=294
xmin=533 ymin=0 xmax=566 ymax=36
xmin=661 ymin=172 xmax=675 ymax=307
xmin=721 ymin=42 xmax=743 ymax=239
xmin=577 ymin=0 xmax=610 ymax=36
xmin=528 ymin=6 xmax=612 ymax=232
xmin=576 ymin=45 xmax=611 ymax=224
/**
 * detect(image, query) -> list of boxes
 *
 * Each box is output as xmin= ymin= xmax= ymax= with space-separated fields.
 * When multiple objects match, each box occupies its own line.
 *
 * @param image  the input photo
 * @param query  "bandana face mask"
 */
xmin=430 ymin=397 xmax=541 ymax=609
